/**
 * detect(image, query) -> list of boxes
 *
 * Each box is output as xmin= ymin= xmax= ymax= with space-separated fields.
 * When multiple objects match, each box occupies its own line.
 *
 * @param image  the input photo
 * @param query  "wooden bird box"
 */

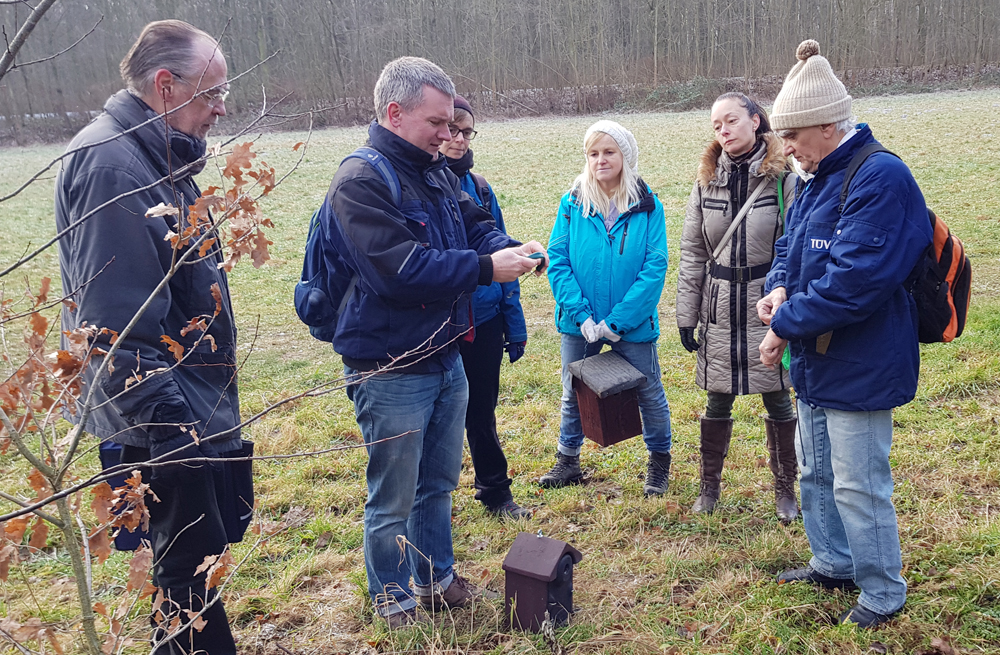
xmin=502 ymin=532 xmax=583 ymax=632
xmin=568 ymin=350 xmax=645 ymax=447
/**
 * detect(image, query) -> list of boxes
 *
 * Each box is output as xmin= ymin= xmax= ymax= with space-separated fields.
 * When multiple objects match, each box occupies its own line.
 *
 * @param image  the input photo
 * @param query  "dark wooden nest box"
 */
xmin=568 ymin=350 xmax=645 ymax=447
xmin=502 ymin=531 xmax=583 ymax=632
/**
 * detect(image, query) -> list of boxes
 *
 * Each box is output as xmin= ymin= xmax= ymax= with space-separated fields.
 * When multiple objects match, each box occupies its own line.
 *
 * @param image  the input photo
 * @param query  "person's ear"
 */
xmin=152 ymin=68 xmax=179 ymax=102
xmin=751 ymin=113 xmax=760 ymax=132
xmin=386 ymin=102 xmax=403 ymax=128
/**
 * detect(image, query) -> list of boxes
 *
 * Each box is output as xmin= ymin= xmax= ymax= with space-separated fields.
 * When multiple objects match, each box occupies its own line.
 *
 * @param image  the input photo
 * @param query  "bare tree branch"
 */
xmin=10 ymin=14 xmax=102 ymax=70
xmin=0 ymin=0 xmax=58 ymax=82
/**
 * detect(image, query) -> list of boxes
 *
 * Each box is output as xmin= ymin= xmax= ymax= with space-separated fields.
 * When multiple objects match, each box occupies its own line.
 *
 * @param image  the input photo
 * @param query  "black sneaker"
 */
xmin=838 ymin=603 xmax=903 ymax=628
xmin=776 ymin=566 xmax=858 ymax=591
xmin=539 ymin=453 xmax=583 ymax=488
xmin=487 ymin=499 xmax=532 ymax=520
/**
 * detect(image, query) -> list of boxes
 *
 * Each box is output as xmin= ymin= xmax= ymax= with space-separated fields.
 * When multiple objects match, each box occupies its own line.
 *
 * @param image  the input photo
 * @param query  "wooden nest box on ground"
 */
xmin=502 ymin=531 xmax=583 ymax=632
xmin=568 ymin=350 xmax=646 ymax=447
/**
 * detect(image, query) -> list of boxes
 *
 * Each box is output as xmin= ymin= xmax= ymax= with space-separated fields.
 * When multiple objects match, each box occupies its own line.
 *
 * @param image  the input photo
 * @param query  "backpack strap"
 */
xmin=343 ymin=146 xmax=402 ymax=207
xmin=469 ymin=171 xmax=493 ymax=214
xmin=838 ymin=143 xmax=899 ymax=214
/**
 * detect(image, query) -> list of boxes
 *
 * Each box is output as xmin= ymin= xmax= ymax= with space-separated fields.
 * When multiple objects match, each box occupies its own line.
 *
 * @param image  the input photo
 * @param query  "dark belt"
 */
xmin=709 ymin=260 xmax=772 ymax=283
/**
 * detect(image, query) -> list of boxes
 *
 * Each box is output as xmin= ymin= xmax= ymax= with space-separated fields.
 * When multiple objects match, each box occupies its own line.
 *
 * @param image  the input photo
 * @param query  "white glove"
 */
xmin=597 ymin=320 xmax=621 ymax=343
xmin=580 ymin=317 xmax=600 ymax=343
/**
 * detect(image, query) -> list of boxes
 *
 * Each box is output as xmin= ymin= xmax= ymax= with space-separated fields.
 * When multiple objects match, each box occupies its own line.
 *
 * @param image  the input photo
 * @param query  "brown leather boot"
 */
xmin=691 ymin=417 xmax=733 ymax=514
xmin=765 ymin=416 xmax=799 ymax=522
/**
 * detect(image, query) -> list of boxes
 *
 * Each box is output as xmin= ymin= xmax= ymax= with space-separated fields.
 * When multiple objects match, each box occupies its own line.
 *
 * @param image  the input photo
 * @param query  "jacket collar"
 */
xmin=698 ymin=132 xmax=787 ymax=188
xmin=103 ymin=90 xmax=207 ymax=179
xmin=368 ymin=120 xmax=448 ymax=179
xmin=814 ymin=123 xmax=875 ymax=179
xmin=570 ymin=179 xmax=656 ymax=216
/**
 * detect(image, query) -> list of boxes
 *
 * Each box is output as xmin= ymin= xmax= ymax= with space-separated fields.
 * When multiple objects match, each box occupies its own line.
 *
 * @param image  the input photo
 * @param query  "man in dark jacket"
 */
xmin=55 ymin=21 xmax=246 ymax=653
xmin=326 ymin=56 xmax=547 ymax=628
xmin=757 ymin=40 xmax=931 ymax=629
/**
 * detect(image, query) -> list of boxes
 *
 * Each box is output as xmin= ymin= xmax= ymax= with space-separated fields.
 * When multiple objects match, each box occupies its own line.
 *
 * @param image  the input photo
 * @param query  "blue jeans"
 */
xmin=558 ymin=335 xmax=672 ymax=456
xmin=346 ymin=363 xmax=468 ymax=617
xmin=796 ymin=401 xmax=907 ymax=614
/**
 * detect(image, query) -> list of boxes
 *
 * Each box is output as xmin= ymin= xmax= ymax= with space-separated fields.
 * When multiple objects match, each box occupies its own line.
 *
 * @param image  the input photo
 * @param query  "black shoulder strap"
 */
xmin=838 ymin=143 xmax=899 ymax=214
xmin=469 ymin=171 xmax=492 ymax=212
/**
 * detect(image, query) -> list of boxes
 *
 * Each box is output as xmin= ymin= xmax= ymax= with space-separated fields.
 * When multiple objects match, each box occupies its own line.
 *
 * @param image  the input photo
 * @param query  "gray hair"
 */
xmin=120 ymin=20 xmax=219 ymax=96
xmin=373 ymin=56 xmax=455 ymax=123
xmin=834 ymin=117 xmax=857 ymax=133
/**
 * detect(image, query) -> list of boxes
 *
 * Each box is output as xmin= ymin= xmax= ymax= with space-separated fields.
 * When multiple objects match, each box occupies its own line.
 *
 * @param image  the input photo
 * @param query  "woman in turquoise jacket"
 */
xmin=540 ymin=120 xmax=674 ymax=495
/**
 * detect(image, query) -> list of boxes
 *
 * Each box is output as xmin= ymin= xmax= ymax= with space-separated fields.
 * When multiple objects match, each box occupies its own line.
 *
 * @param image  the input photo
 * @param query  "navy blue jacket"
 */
xmin=765 ymin=125 xmax=931 ymax=411
xmin=55 ymin=91 xmax=242 ymax=450
xmin=457 ymin=173 xmax=527 ymax=342
xmin=327 ymin=123 xmax=518 ymax=371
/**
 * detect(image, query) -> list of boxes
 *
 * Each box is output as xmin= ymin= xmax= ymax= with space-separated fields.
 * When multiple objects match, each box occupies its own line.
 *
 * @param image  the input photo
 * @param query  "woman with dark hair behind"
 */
xmin=676 ymin=92 xmax=799 ymax=520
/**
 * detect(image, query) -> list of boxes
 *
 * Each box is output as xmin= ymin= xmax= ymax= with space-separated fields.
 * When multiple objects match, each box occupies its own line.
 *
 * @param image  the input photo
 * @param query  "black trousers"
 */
xmin=458 ymin=312 xmax=514 ymax=508
xmin=122 ymin=445 xmax=237 ymax=655
xmin=705 ymin=389 xmax=795 ymax=421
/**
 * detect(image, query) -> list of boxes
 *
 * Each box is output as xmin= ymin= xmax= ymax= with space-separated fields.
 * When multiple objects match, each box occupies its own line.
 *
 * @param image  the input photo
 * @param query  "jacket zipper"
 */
xmin=619 ymin=221 xmax=629 ymax=255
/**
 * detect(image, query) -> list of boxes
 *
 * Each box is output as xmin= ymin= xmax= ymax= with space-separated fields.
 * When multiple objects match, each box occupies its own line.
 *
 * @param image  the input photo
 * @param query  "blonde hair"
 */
xmin=570 ymin=130 xmax=642 ymax=219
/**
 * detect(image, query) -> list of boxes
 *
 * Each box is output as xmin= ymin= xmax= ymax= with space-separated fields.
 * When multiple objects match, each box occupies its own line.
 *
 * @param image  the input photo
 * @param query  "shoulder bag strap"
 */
xmin=711 ymin=177 xmax=769 ymax=263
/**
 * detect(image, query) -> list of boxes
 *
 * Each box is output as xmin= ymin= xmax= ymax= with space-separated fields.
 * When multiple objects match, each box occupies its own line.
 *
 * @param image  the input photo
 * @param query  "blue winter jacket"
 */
xmin=327 ymin=123 xmax=518 ymax=371
xmin=459 ymin=174 xmax=528 ymax=343
xmin=548 ymin=182 xmax=668 ymax=343
xmin=764 ymin=125 xmax=932 ymax=411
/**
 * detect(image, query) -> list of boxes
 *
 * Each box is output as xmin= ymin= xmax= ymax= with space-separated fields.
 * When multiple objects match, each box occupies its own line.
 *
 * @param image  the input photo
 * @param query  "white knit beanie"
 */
xmin=584 ymin=120 xmax=639 ymax=173
xmin=771 ymin=40 xmax=852 ymax=130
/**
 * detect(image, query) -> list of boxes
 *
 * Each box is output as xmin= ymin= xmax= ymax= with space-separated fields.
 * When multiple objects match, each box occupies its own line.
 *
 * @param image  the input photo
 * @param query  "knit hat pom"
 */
xmin=796 ymin=39 xmax=821 ymax=61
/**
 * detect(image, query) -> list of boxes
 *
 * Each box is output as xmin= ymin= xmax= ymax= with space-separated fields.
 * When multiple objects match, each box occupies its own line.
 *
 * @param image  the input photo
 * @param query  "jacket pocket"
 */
xmin=399 ymin=200 xmax=432 ymax=247
xmin=709 ymin=282 xmax=719 ymax=324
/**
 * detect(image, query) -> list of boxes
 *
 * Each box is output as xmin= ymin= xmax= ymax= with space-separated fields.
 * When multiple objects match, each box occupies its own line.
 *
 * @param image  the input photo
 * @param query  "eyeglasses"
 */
xmin=448 ymin=125 xmax=477 ymax=140
xmin=172 ymin=73 xmax=230 ymax=106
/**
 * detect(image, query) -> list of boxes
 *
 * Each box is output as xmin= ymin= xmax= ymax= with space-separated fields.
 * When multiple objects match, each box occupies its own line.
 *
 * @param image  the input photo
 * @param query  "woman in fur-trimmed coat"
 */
xmin=676 ymin=93 xmax=798 ymax=521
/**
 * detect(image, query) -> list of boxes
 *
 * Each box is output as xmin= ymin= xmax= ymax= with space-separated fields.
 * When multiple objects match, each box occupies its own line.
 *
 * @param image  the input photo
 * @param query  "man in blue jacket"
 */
xmin=56 ymin=21 xmax=246 ymax=653
xmin=325 ymin=56 xmax=548 ymax=628
xmin=757 ymin=40 xmax=931 ymax=629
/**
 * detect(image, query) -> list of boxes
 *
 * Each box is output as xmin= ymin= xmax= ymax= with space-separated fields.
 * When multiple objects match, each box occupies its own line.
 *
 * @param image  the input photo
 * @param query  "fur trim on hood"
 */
xmin=697 ymin=132 xmax=787 ymax=188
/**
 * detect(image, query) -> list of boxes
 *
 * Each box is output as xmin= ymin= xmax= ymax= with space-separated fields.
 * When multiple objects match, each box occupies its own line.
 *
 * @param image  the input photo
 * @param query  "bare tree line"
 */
xmin=2 ymin=0 xmax=999 ymax=135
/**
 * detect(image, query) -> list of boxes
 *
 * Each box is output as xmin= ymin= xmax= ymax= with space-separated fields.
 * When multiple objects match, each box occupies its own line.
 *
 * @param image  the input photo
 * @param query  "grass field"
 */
xmin=1 ymin=88 xmax=1000 ymax=654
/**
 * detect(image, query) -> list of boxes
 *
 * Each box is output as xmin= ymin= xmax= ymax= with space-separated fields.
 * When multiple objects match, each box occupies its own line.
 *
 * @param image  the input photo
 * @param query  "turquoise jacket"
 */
xmin=548 ymin=182 xmax=668 ymax=343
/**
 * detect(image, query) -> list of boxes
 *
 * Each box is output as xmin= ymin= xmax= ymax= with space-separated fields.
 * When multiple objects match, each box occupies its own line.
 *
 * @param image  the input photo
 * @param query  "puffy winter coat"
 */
xmin=548 ymin=182 xmax=668 ymax=343
xmin=55 ymin=90 xmax=242 ymax=451
xmin=327 ymin=122 xmax=518 ymax=371
xmin=765 ymin=124 xmax=932 ymax=411
xmin=677 ymin=133 xmax=793 ymax=395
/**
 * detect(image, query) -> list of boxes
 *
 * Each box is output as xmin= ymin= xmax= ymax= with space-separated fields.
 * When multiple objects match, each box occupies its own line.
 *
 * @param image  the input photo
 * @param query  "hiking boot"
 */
xmin=487 ymin=499 xmax=532 ymax=520
xmin=539 ymin=452 xmax=583 ymax=488
xmin=838 ymin=603 xmax=903 ymax=628
xmin=384 ymin=607 xmax=428 ymax=629
xmin=766 ymin=416 xmax=799 ymax=523
xmin=691 ymin=417 xmax=732 ymax=514
xmin=417 ymin=575 xmax=499 ymax=612
xmin=776 ymin=566 xmax=858 ymax=591
xmin=643 ymin=451 xmax=671 ymax=496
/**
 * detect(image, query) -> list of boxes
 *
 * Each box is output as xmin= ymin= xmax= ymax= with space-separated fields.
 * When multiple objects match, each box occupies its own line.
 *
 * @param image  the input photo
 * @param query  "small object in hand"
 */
xmin=527 ymin=251 xmax=545 ymax=272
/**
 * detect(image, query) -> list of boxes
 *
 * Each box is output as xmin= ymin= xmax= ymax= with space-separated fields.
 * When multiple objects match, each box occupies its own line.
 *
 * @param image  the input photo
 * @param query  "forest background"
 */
xmin=2 ymin=0 xmax=1000 ymax=143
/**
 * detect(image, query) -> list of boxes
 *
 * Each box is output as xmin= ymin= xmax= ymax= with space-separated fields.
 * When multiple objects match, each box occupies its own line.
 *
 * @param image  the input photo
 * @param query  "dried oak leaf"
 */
xmin=91 ymin=481 xmax=117 ymax=524
xmin=210 ymin=283 xmax=222 ymax=316
xmin=185 ymin=609 xmax=208 ymax=632
xmin=0 ymin=543 xmax=18 ymax=581
xmin=28 ymin=468 xmax=50 ymax=500
xmin=146 ymin=202 xmax=180 ymax=218
xmin=250 ymin=229 xmax=272 ymax=268
xmin=88 ymin=527 xmax=113 ymax=564
xmin=33 ymin=277 xmax=51 ymax=307
xmin=223 ymin=142 xmax=255 ymax=182
xmin=180 ymin=317 xmax=208 ymax=337
xmin=160 ymin=335 xmax=185 ymax=362
xmin=126 ymin=545 xmax=153 ymax=592
xmin=4 ymin=516 xmax=31 ymax=543
xmin=29 ymin=311 xmax=48 ymax=337
xmin=292 ymin=142 xmax=304 ymax=151
xmin=198 ymin=237 xmax=217 ymax=258
xmin=28 ymin=517 xmax=48 ymax=550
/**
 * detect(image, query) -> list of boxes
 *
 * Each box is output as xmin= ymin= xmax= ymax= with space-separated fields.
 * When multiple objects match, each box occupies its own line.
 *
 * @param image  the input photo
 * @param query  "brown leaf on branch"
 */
xmin=293 ymin=142 xmax=304 ymax=151
xmin=206 ymin=551 xmax=234 ymax=590
xmin=251 ymin=229 xmax=272 ymax=268
xmin=28 ymin=468 xmax=50 ymax=500
xmin=91 ymin=481 xmax=116 ymax=523
xmin=223 ymin=142 xmax=256 ymax=183
xmin=27 ymin=517 xmax=48 ymax=550
xmin=180 ymin=317 xmax=208 ymax=337
xmin=114 ymin=470 xmax=158 ymax=534
xmin=161 ymin=335 xmax=184 ymax=362
xmin=0 ymin=543 xmax=18 ymax=581
xmin=248 ymin=164 xmax=276 ymax=195
xmin=146 ymin=202 xmax=180 ymax=218
xmin=188 ymin=194 xmax=225 ymax=226
xmin=198 ymin=237 xmax=217 ymax=258
xmin=33 ymin=277 xmax=51 ymax=307
xmin=29 ymin=311 xmax=48 ymax=337
xmin=4 ymin=516 xmax=30 ymax=543
xmin=185 ymin=610 xmax=208 ymax=632
xmin=210 ymin=284 xmax=222 ymax=316
xmin=126 ymin=545 xmax=153 ymax=592
xmin=88 ymin=527 xmax=113 ymax=564
xmin=9 ymin=617 xmax=63 ymax=654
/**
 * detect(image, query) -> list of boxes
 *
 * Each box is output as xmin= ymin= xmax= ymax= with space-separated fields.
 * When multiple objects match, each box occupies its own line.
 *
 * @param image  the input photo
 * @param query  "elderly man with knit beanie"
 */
xmin=757 ymin=40 xmax=931 ymax=628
